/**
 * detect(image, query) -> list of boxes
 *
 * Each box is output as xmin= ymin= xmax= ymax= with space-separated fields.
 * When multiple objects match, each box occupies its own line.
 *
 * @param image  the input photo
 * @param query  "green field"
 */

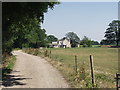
xmin=24 ymin=47 xmax=118 ymax=88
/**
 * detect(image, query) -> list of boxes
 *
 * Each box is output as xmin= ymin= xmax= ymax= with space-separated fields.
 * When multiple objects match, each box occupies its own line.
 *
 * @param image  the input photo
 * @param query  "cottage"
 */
xmin=58 ymin=38 xmax=71 ymax=48
xmin=51 ymin=38 xmax=71 ymax=48
xmin=51 ymin=41 xmax=59 ymax=48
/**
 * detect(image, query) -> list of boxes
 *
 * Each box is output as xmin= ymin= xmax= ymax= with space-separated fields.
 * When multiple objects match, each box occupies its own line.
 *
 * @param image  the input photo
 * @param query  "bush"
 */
xmin=83 ymin=44 xmax=87 ymax=47
xmin=81 ymin=36 xmax=92 ymax=47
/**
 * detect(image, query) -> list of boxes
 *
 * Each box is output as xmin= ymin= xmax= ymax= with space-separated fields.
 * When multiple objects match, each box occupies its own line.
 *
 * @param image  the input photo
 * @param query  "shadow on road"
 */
xmin=2 ymin=69 xmax=32 ymax=87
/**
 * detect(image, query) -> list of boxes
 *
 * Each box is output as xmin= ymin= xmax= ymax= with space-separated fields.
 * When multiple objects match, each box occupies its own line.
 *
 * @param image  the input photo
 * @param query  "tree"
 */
xmin=92 ymin=40 xmax=99 ymax=45
xmin=46 ymin=35 xmax=58 ymax=43
xmin=100 ymin=39 xmax=110 ymax=45
xmin=80 ymin=36 xmax=92 ymax=47
xmin=104 ymin=20 xmax=120 ymax=46
xmin=2 ymin=2 xmax=59 ymax=54
xmin=65 ymin=32 xmax=80 ymax=47
xmin=12 ymin=17 xmax=47 ymax=48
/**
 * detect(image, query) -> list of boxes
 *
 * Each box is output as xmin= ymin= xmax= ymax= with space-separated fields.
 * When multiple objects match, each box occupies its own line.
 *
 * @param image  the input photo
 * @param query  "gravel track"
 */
xmin=2 ymin=50 xmax=69 ymax=88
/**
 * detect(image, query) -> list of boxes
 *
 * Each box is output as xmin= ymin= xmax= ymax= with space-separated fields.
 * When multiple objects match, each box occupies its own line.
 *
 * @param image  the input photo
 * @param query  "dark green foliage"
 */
xmin=46 ymin=35 xmax=58 ymax=43
xmin=65 ymin=32 xmax=80 ymax=47
xmin=2 ymin=2 xmax=59 ymax=54
xmin=104 ymin=20 xmax=120 ymax=46
xmin=92 ymin=40 xmax=99 ymax=45
xmin=100 ymin=39 xmax=111 ymax=45
xmin=80 ymin=36 xmax=92 ymax=47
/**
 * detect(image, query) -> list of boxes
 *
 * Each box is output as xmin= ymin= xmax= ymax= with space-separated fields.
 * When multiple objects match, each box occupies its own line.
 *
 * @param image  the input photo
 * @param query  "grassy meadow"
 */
xmin=24 ymin=46 xmax=118 ymax=88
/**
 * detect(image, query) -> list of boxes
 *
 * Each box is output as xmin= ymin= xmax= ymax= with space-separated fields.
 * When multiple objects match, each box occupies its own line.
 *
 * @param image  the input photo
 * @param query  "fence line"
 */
xmin=27 ymin=48 xmax=119 ymax=88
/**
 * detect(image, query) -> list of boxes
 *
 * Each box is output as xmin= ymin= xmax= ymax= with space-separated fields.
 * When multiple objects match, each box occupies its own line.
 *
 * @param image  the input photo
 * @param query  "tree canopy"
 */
xmin=65 ymin=32 xmax=80 ymax=47
xmin=92 ymin=40 xmax=99 ymax=45
xmin=100 ymin=39 xmax=109 ymax=45
xmin=2 ymin=2 xmax=59 ymax=54
xmin=80 ymin=36 xmax=92 ymax=47
xmin=104 ymin=20 xmax=120 ymax=46
xmin=46 ymin=35 xmax=58 ymax=43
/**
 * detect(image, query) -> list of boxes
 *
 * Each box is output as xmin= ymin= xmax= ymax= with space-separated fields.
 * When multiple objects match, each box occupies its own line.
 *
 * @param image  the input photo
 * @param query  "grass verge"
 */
xmin=2 ymin=55 xmax=16 ymax=80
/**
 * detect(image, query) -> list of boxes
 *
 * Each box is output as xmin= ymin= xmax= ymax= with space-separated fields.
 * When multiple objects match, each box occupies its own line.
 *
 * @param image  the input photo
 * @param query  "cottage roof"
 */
xmin=59 ymin=37 xmax=70 ymax=42
xmin=52 ymin=41 xmax=58 ymax=45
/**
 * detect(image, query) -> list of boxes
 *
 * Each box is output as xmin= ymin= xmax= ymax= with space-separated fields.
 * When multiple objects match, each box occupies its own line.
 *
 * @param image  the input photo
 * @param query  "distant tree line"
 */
xmin=47 ymin=32 xmax=100 ymax=48
xmin=64 ymin=20 xmax=120 ymax=47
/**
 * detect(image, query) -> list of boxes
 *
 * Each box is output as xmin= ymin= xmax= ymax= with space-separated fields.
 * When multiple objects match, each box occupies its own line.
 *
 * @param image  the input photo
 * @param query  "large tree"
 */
xmin=65 ymin=32 xmax=80 ymax=47
xmin=11 ymin=17 xmax=47 ymax=48
xmin=104 ymin=20 xmax=120 ymax=46
xmin=2 ymin=2 xmax=59 ymax=54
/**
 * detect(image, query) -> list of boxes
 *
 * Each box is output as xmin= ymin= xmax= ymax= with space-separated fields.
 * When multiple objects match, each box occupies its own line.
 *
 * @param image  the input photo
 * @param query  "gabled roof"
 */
xmin=52 ymin=41 xmax=58 ymax=45
xmin=59 ymin=37 xmax=70 ymax=42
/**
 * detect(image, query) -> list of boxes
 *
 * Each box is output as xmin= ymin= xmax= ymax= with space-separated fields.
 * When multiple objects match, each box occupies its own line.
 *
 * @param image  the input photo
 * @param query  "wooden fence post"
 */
xmin=115 ymin=73 xmax=120 ymax=90
xmin=116 ymin=73 xmax=119 ymax=90
xmin=49 ymin=50 xmax=51 ymax=58
xmin=44 ymin=50 xmax=48 ymax=57
xmin=46 ymin=50 xmax=48 ymax=57
xmin=90 ymin=55 xmax=95 ymax=87
xmin=44 ymin=50 xmax=46 ymax=57
xmin=75 ymin=55 xmax=77 ymax=74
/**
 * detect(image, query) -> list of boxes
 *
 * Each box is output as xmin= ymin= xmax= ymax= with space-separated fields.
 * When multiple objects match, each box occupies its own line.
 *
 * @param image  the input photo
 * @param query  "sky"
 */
xmin=41 ymin=2 xmax=118 ymax=42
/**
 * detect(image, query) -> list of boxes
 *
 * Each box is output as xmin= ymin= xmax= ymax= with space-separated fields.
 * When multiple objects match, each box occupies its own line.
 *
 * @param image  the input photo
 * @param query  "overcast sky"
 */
xmin=41 ymin=2 xmax=118 ymax=42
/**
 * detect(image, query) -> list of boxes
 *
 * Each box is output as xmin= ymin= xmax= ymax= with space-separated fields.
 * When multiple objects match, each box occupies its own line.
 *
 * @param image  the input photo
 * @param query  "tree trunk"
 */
xmin=116 ymin=40 xmax=119 ymax=46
